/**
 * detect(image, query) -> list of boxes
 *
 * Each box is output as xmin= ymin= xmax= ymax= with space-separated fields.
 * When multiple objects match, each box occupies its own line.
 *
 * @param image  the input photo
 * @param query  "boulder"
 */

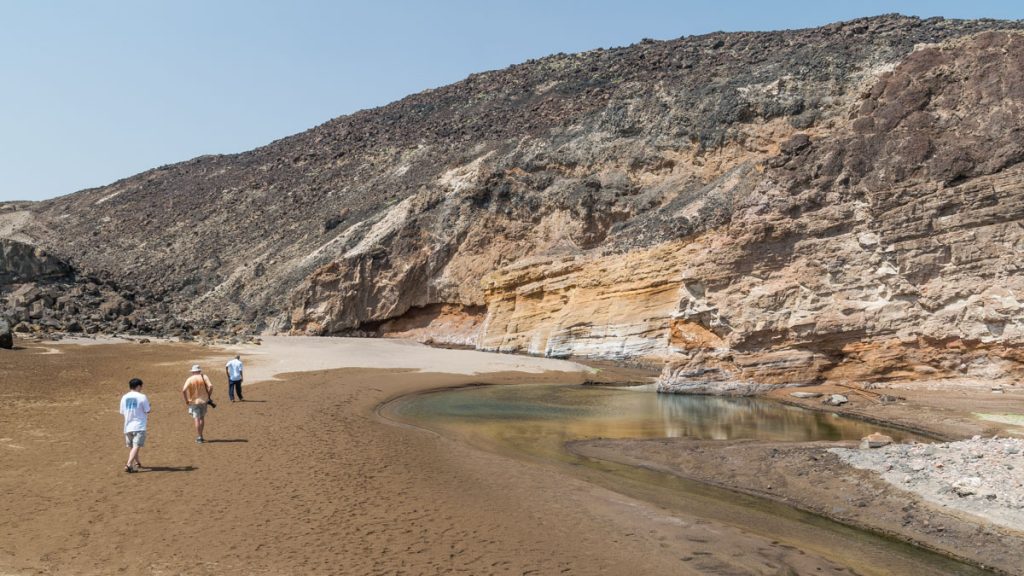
xmin=10 ymin=284 xmax=41 ymax=307
xmin=28 ymin=300 xmax=47 ymax=320
xmin=823 ymin=394 xmax=849 ymax=406
xmin=38 ymin=318 xmax=63 ymax=330
xmin=952 ymin=476 xmax=982 ymax=497
xmin=0 ymin=316 xmax=13 ymax=349
xmin=0 ymin=240 xmax=72 ymax=284
xmin=860 ymin=432 xmax=894 ymax=449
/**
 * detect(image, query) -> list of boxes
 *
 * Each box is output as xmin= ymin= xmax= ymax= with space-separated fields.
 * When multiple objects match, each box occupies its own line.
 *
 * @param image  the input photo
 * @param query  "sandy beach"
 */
xmin=2 ymin=337 xmax=1022 ymax=575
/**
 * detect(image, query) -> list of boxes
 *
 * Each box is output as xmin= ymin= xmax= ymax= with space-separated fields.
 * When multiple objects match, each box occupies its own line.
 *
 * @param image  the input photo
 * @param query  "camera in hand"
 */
xmin=206 ymin=399 xmax=217 ymax=409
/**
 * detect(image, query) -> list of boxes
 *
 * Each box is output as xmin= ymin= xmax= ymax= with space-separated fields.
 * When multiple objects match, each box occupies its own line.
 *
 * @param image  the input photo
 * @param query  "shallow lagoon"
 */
xmin=384 ymin=384 xmax=987 ymax=576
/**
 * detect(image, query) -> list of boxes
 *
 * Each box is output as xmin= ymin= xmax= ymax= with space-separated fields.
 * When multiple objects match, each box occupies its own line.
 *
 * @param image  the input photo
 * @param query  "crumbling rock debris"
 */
xmin=832 ymin=436 xmax=1024 ymax=531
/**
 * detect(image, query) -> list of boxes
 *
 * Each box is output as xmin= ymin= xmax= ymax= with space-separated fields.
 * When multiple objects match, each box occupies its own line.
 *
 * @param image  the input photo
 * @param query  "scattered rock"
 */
xmin=832 ymin=437 xmax=1024 ymax=531
xmin=824 ymin=394 xmax=849 ymax=406
xmin=860 ymin=432 xmax=894 ymax=449
xmin=952 ymin=477 xmax=982 ymax=497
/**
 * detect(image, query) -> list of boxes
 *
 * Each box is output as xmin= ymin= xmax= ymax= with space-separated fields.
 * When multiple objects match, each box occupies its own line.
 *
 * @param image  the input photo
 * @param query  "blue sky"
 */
xmin=2 ymin=1 xmax=1023 ymax=202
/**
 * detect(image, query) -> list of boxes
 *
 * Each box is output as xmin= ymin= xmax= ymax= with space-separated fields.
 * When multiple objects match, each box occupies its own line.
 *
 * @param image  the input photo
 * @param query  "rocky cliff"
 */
xmin=2 ymin=15 xmax=1023 ymax=391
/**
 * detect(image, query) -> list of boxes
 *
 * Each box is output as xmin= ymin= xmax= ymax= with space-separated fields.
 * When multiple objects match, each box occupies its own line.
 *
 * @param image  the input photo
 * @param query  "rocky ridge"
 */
xmin=2 ymin=15 xmax=1023 ymax=392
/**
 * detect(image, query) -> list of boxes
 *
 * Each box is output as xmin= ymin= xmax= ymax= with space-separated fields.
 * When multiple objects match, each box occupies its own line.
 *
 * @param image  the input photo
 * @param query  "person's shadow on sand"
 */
xmin=204 ymin=439 xmax=248 ymax=443
xmin=139 ymin=466 xmax=197 ymax=473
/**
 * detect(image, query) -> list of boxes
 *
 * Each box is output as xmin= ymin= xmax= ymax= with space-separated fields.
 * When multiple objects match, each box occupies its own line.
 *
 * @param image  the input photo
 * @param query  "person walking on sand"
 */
xmin=182 ymin=364 xmax=215 ymax=443
xmin=225 ymin=355 xmax=244 ymax=402
xmin=119 ymin=378 xmax=150 ymax=473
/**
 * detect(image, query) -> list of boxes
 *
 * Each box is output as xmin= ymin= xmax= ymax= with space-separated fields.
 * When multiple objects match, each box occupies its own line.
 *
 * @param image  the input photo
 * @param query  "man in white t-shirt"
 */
xmin=225 ymin=355 xmax=244 ymax=402
xmin=119 ymin=378 xmax=151 ymax=473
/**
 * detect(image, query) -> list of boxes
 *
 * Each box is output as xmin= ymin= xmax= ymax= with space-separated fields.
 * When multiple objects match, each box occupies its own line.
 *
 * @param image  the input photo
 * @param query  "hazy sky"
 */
xmin=3 ymin=1 xmax=1023 ymax=202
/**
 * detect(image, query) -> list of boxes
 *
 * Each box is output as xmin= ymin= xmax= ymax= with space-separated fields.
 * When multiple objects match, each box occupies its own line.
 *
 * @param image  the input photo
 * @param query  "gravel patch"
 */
xmin=831 ymin=437 xmax=1024 ymax=532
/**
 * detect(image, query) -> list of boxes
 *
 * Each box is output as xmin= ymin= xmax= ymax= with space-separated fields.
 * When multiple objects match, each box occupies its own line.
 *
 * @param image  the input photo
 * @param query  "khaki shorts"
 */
xmin=187 ymin=403 xmax=208 ymax=419
xmin=124 ymin=430 xmax=147 ymax=448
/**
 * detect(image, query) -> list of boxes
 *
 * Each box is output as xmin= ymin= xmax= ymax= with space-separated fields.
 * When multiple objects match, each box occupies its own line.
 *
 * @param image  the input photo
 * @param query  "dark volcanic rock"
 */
xmin=0 ymin=239 xmax=71 ymax=284
xmin=0 ymin=315 xmax=12 ymax=349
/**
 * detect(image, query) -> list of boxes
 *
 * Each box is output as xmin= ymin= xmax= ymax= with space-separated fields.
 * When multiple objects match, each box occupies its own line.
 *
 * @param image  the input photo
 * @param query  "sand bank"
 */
xmin=2 ymin=337 xmax=1020 ymax=575
xmin=240 ymin=335 xmax=595 ymax=382
xmin=0 ymin=338 xmax=844 ymax=575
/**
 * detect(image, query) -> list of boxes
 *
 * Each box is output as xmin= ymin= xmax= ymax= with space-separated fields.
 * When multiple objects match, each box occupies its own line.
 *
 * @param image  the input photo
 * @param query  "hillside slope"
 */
xmin=2 ymin=15 xmax=1023 ymax=391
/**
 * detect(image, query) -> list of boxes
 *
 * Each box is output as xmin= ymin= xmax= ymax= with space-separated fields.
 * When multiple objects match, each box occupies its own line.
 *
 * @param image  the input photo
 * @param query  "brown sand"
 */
xmin=0 ymin=338 xmax=848 ymax=575
xmin=2 ymin=338 xmax=1020 ymax=575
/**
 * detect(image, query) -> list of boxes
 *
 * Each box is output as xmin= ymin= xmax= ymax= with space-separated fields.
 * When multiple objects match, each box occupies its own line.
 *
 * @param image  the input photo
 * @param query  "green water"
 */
xmin=382 ymin=384 xmax=992 ymax=576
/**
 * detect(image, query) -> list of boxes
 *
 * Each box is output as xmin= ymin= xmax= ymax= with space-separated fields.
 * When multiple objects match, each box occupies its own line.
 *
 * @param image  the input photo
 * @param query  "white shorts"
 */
xmin=188 ymin=403 xmax=208 ymax=419
xmin=124 ymin=430 xmax=147 ymax=448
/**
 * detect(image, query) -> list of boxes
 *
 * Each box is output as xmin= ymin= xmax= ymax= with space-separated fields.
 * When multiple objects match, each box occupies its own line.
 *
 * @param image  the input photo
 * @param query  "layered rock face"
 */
xmin=2 ymin=16 xmax=1023 ymax=391
xmin=484 ymin=30 xmax=1024 ymax=391
xmin=713 ymin=31 xmax=1024 ymax=391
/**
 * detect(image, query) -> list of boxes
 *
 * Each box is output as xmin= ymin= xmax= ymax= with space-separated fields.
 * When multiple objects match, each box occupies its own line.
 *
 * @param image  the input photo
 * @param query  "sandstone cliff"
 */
xmin=2 ymin=15 xmax=1022 ymax=391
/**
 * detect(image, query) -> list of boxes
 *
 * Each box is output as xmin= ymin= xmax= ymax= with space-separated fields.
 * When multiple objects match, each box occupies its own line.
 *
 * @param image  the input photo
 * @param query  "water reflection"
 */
xmin=386 ymin=384 xmax=922 ymax=462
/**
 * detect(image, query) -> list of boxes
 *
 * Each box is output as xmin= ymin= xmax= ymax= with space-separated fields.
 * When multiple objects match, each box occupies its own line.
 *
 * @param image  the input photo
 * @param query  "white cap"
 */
xmin=190 ymin=364 xmax=201 ymax=373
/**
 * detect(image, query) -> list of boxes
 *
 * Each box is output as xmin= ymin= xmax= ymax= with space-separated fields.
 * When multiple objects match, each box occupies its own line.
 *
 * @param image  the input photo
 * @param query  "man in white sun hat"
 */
xmin=182 ymin=364 xmax=215 ymax=443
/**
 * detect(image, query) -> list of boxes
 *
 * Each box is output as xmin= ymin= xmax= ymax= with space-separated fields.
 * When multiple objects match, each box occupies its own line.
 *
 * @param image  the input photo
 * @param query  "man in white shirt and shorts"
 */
xmin=119 ymin=378 xmax=150 ymax=473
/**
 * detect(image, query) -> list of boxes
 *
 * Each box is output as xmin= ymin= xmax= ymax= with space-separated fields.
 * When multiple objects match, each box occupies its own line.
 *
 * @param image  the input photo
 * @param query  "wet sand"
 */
xmin=1 ymin=337 xmax=1021 ymax=575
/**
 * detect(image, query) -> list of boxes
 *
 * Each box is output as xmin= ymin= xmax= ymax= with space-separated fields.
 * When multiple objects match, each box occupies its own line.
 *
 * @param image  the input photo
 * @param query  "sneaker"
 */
xmin=196 ymin=436 xmax=204 ymax=444
xmin=124 ymin=465 xmax=134 ymax=473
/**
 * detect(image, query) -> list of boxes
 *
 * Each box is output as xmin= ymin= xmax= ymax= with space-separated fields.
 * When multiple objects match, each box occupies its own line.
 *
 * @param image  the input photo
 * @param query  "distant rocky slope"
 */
xmin=2 ymin=15 xmax=1023 ymax=391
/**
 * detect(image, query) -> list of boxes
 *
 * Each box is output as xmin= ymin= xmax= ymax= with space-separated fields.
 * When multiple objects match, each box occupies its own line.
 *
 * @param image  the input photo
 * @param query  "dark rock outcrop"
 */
xmin=0 ymin=235 xmax=174 ymax=337
xmin=0 ymin=239 xmax=72 ymax=284
xmin=0 ymin=315 xmax=12 ymax=349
